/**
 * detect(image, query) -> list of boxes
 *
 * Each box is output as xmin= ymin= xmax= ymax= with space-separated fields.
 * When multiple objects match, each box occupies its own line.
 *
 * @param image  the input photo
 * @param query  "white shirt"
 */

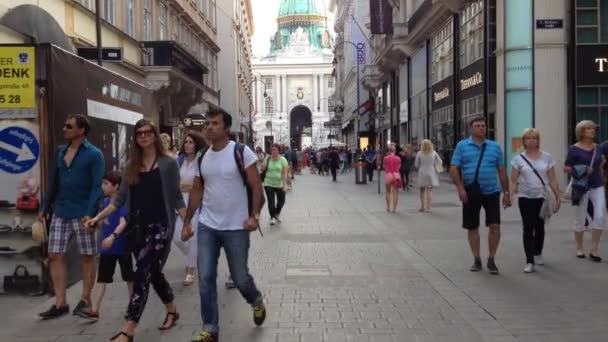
xmin=179 ymin=157 xmax=197 ymax=204
xmin=511 ymin=151 xmax=555 ymax=198
xmin=196 ymin=141 xmax=257 ymax=230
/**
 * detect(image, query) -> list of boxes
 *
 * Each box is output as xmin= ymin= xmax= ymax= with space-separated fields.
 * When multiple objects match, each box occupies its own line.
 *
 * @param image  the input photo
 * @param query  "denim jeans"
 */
xmin=197 ymin=223 xmax=263 ymax=333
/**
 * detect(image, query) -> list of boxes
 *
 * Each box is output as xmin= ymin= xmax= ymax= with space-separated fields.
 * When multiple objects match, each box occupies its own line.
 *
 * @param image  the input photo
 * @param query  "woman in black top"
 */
xmin=88 ymin=120 xmax=187 ymax=342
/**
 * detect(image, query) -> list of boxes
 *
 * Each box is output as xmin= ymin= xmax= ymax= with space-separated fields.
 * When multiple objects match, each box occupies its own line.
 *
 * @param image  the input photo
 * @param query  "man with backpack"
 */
xmin=183 ymin=107 xmax=266 ymax=342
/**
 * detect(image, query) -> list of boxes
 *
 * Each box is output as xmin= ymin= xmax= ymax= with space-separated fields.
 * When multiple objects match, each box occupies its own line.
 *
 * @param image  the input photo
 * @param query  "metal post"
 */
xmin=249 ymin=101 xmax=253 ymax=147
xmin=356 ymin=61 xmax=360 ymax=150
xmin=95 ymin=0 xmax=103 ymax=66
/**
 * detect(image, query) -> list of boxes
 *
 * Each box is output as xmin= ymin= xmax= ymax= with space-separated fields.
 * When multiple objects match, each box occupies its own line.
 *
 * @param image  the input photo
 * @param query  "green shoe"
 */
xmin=191 ymin=330 xmax=218 ymax=342
xmin=253 ymin=303 xmax=266 ymax=326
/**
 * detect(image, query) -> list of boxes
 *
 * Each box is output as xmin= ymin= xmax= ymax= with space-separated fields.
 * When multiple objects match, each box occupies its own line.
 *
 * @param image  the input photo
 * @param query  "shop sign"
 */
xmin=460 ymin=59 xmax=484 ymax=99
xmin=431 ymin=77 xmax=453 ymax=111
xmin=536 ymin=19 xmax=563 ymax=29
xmin=577 ymin=45 xmax=608 ymax=85
xmin=0 ymin=46 xmax=35 ymax=108
xmin=576 ymin=45 xmax=608 ymax=85
xmin=370 ymin=0 xmax=393 ymax=34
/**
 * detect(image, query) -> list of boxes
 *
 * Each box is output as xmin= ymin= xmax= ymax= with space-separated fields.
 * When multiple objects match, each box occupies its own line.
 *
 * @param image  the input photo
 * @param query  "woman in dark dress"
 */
xmin=88 ymin=120 xmax=187 ymax=342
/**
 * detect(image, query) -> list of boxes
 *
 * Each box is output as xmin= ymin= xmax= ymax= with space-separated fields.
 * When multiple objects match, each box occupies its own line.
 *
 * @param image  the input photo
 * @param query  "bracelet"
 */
xmin=112 ymin=232 xmax=119 ymax=239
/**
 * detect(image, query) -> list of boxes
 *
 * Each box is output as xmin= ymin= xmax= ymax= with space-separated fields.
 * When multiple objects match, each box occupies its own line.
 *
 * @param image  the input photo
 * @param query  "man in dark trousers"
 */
xmin=365 ymin=146 xmax=376 ymax=182
xmin=328 ymin=147 xmax=340 ymax=182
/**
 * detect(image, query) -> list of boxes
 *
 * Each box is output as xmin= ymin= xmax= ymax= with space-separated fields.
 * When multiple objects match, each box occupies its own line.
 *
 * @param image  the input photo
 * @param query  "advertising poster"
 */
xmin=0 ymin=119 xmax=41 ymax=253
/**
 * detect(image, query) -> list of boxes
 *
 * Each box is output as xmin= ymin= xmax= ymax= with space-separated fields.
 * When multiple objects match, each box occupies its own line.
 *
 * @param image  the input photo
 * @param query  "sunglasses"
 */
xmin=135 ymin=129 xmax=155 ymax=137
xmin=64 ymin=124 xmax=74 ymax=129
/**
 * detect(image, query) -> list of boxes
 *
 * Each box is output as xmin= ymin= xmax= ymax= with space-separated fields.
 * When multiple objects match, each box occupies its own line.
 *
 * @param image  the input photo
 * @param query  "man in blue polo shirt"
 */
xmin=450 ymin=116 xmax=510 ymax=275
xmin=39 ymin=114 xmax=105 ymax=320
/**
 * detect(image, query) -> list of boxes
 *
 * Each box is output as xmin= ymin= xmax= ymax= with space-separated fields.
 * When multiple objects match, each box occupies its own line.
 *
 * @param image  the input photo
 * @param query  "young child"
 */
xmin=78 ymin=171 xmax=133 ymax=321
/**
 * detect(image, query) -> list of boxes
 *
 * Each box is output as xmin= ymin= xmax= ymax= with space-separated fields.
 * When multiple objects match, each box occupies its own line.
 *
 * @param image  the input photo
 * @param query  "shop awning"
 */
xmin=0 ymin=5 xmax=73 ymax=52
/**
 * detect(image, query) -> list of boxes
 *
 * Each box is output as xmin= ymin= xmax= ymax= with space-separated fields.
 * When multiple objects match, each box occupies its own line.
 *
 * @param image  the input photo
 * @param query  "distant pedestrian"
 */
xmin=383 ymin=144 xmax=402 ymax=213
xmin=400 ymin=145 xmax=414 ymax=190
xmin=183 ymin=107 xmax=266 ymax=342
xmin=87 ymin=119 xmax=186 ymax=341
xmin=365 ymin=146 xmax=376 ymax=181
xmin=79 ymin=171 xmax=134 ymax=321
xmin=264 ymin=144 xmax=289 ymax=225
xmin=510 ymin=129 xmax=561 ymax=273
xmin=450 ymin=116 xmax=511 ymax=275
xmin=39 ymin=114 xmax=105 ymax=320
xmin=328 ymin=147 xmax=340 ymax=182
xmin=565 ymin=120 xmax=604 ymax=261
xmin=160 ymin=133 xmax=177 ymax=158
xmin=415 ymin=140 xmax=442 ymax=213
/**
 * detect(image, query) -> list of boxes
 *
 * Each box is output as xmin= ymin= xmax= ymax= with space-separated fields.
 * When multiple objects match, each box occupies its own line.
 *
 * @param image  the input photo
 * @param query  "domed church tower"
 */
xmin=268 ymin=0 xmax=333 ymax=57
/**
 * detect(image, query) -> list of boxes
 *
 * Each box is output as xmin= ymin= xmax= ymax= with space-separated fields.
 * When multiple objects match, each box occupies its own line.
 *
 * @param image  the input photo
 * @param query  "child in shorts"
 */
xmin=78 ymin=171 xmax=133 ymax=321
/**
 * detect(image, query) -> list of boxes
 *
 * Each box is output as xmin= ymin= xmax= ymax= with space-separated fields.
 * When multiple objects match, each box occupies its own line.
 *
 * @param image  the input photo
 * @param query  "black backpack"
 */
xmin=197 ymin=142 xmax=265 ymax=226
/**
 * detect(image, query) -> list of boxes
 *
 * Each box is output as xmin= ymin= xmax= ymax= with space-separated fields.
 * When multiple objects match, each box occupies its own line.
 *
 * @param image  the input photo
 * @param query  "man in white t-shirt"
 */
xmin=183 ymin=107 xmax=265 ymax=342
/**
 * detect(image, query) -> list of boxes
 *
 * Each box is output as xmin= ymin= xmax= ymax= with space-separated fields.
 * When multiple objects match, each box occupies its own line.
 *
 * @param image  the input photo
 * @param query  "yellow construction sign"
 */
xmin=0 ymin=46 xmax=35 ymax=108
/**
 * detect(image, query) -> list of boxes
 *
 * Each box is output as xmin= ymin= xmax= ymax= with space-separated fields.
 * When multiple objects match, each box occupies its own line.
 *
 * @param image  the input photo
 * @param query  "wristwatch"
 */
xmin=112 ymin=232 xmax=119 ymax=239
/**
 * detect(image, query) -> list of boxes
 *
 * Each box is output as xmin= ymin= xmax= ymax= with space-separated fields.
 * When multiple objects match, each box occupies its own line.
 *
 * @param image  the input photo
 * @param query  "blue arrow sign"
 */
xmin=0 ymin=126 xmax=39 ymax=174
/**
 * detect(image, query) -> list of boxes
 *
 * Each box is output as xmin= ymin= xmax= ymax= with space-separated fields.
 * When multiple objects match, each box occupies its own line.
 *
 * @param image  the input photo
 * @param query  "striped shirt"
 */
xmin=451 ymin=137 xmax=504 ymax=195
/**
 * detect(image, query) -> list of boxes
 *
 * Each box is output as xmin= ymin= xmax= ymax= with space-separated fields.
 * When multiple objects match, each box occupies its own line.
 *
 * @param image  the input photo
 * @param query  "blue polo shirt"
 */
xmin=451 ymin=137 xmax=504 ymax=195
xmin=51 ymin=139 xmax=105 ymax=219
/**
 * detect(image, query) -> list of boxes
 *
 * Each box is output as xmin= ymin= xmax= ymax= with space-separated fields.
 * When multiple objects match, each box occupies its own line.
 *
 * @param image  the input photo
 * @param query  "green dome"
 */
xmin=278 ymin=0 xmax=323 ymax=17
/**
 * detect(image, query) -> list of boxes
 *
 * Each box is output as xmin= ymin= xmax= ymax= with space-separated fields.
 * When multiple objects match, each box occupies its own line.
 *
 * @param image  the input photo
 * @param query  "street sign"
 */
xmin=0 ymin=46 xmax=36 ymax=108
xmin=536 ymin=19 xmax=563 ymax=29
xmin=77 ymin=47 xmax=123 ymax=62
xmin=0 ymin=126 xmax=39 ymax=174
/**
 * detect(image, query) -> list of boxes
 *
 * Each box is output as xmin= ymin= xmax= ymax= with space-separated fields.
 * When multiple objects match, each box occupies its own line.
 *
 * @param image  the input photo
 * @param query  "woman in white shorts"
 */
xmin=565 ymin=120 xmax=604 ymax=262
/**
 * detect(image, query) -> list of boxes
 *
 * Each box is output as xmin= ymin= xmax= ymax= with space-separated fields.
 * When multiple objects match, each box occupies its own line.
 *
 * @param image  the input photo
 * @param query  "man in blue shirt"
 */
xmin=450 ymin=117 xmax=511 ymax=275
xmin=39 ymin=114 xmax=105 ymax=320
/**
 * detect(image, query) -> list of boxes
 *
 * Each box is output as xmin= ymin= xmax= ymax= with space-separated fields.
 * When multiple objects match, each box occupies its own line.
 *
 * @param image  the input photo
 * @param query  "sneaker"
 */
xmin=253 ymin=303 xmax=266 ymax=326
xmin=225 ymin=281 xmax=236 ymax=290
xmin=269 ymin=218 xmax=275 ymax=226
xmin=184 ymin=274 xmax=195 ymax=286
xmin=191 ymin=330 xmax=219 ymax=342
xmin=39 ymin=304 xmax=69 ymax=320
xmin=487 ymin=258 xmax=499 ymax=275
xmin=76 ymin=309 xmax=99 ymax=322
xmin=72 ymin=300 xmax=90 ymax=317
xmin=523 ymin=263 xmax=535 ymax=273
xmin=470 ymin=258 xmax=482 ymax=272
xmin=275 ymin=215 xmax=281 ymax=223
xmin=534 ymin=255 xmax=545 ymax=265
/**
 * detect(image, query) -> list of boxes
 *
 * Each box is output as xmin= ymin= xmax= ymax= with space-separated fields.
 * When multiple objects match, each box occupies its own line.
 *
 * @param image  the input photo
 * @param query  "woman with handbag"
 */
xmin=86 ymin=119 xmax=187 ymax=342
xmin=510 ymin=128 xmax=561 ymax=273
xmin=415 ymin=140 xmax=442 ymax=213
xmin=174 ymin=133 xmax=207 ymax=285
xmin=565 ymin=120 xmax=604 ymax=262
xmin=384 ymin=144 xmax=402 ymax=213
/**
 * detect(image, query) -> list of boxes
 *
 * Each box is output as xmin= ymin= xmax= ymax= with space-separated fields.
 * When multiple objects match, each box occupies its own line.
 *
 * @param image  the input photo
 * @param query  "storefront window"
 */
xmin=460 ymin=1 xmax=484 ymax=69
xmin=431 ymin=19 xmax=453 ymax=84
xmin=578 ymin=87 xmax=599 ymax=105
xmin=576 ymin=0 xmax=608 ymax=43
xmin=577 ymin=87 xmax=608 ymax=141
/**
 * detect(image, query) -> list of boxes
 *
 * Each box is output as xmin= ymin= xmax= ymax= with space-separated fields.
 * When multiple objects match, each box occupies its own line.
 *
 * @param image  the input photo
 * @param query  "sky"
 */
xmin=251 ymin=0 xmax=334 ymax=57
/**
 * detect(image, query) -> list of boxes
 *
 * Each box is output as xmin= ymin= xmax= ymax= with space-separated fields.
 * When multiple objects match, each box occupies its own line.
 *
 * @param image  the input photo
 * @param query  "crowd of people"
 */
xmin=35 ymin=109 xmax=608 ymax=341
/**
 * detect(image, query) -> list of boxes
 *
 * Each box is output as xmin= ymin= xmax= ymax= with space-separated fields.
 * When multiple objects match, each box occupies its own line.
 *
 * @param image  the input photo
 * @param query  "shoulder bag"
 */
xmin=464 ymin=143 xmax=487 ymax=202
xmin=519 ymin=154 xmax=558 ymax=220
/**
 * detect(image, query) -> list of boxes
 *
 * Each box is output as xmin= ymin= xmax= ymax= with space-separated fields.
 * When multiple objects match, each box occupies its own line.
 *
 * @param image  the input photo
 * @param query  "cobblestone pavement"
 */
xmin=2 ymin=170 xmax=608 ymax=342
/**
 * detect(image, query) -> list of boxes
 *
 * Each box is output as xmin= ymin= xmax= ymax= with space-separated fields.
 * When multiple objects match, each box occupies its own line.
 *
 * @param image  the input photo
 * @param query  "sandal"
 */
xmin=109 ymin=331 xmax=133 ymax=342
xmin=158 ymin=311 xmax=179 ymax=330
